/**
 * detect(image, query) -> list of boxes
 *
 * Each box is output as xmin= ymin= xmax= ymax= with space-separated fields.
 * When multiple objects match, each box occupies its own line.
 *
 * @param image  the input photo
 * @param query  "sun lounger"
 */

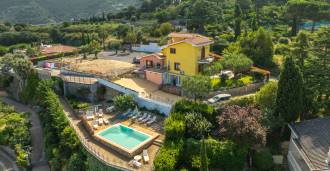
xmin=98 ymin=118 xmax=103 ymax=126
xmin=143 ymin=150 xmax=149 ymax=163
xmin=137 ymin=113 xmax=148 ymax=122
xmin=146 ymin=116 xmax=157 ymax=125
xmin=122 ymin=109 xmax=132 ymax=117
xmin=106 ymin=106 xmax=115 ymax=113
xmin=132 ymin=112 xmax=142 ymax=120
xmin=86 ymin=115 xmax=94 ymax=120
xmin=93 ymin=121 xmax=98 ymax=130
xmin=129 ymin=160 xmax=142 ymax=168
xmin=140 ymin=114 xmax=151 ymax=123
xmin=104 ymin=119 xmax=109 ymax=125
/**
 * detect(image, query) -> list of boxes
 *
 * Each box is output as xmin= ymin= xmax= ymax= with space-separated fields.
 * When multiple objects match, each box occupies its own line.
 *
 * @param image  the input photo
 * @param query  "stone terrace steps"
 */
xmin=153 ymin=139 xmax=163 ymax=147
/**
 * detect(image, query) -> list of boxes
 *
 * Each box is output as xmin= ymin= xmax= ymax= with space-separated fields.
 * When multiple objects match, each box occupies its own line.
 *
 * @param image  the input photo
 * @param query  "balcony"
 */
xmin=198 ymin=57 xmax=214 ymax=64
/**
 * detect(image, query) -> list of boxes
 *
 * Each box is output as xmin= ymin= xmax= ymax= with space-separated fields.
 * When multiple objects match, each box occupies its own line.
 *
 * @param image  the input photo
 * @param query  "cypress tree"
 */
xmin=276 ymin=57 xmax=303 ymax=123
xmin=234 ymin=1 xmax=242 ymax=39
xmin=200 ymin=138 xmax=209 ymax=171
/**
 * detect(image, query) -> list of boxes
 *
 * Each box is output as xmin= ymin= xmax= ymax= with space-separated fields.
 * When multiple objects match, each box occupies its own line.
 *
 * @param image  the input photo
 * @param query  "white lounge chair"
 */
xmin=93 ymin=121 xmax=98 ymax=130
xmin=122 ymin=109 xmax=132 ymax=117
xmin=140 ymin=114 xmax=151 ymax=123
xmin=106 ymin=106 xmax=115 ymax=113
xmin=143 ymin=150 xmax=149 ymax=163
xmin=132 ymin=112 xmax=142 ymax=120
xmin=104 ymin=119 xmax=109 ymax=125
xmin=146 ymin=116 xmax=157 ymax=125
xmin=98 ymin=118 xmax=103 ymax=126
xmin=86 ymin=115 xmax=94 ymax=120
xmin=129 ymin=160 xmax=142 ymax=168
xmin=137 ymin=113 xmax=148 ymax=122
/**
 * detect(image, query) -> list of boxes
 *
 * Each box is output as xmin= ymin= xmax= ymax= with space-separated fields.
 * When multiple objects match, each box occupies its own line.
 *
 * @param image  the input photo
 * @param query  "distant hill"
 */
xmin=0 ymin=0 xmax=141 ymax=24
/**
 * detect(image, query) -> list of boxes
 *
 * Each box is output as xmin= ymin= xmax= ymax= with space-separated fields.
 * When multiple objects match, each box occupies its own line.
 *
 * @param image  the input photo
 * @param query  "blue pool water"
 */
xmin=98 ymin=124 xmax=150 ymax=150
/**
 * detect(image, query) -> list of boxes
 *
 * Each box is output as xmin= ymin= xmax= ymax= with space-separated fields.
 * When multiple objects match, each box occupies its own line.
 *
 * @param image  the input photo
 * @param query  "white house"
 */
xmin=288 ymin=117 xmax=330 ymax=171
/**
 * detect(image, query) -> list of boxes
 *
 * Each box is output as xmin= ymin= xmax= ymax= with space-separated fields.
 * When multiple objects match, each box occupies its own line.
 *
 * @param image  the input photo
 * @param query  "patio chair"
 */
xmin=86 ymin=114 xmax=94 ymax=121
xmin=140 ymin=114 xmax=151 ymax=123
xmin=122 ymin=109 xmax=132 ymax=117
xmin=129 ymin=160 xmax=142 ymax=168
xmin=98 ymin=118 xmax=103 ymax=126
xmin=137 ymin=113 xmax=148 ymax=122
xmin=132 ymin=112 xmax=142 ymax=120
xmin=106 ymin=106 xmax=115 ymax=113
xmin=143 ymin=150 xmax=149 ymax=163
xmin=93 ymin=121 xmax=98 ymax=130
xmin=104 ymin=119 xmax=109 ymax=125
xmin=146 ymin=116 xmax=157 ymax=125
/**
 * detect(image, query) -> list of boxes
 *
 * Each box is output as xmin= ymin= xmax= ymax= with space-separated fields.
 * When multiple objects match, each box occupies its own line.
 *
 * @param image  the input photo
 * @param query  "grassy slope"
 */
xmin=0 ymin=0 xmax=141 ymax=24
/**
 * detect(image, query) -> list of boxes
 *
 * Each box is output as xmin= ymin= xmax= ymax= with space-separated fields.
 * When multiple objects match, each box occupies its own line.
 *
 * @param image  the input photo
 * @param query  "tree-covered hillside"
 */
xmin=0 ymin=0 xmax=142 ymax=24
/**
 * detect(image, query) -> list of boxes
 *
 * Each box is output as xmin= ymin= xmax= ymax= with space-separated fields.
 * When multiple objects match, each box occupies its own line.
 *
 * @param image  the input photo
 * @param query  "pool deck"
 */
xmin=61 ymin=98 xmax=164 ymax=171
xmin=94 ymin=124 xmax=159 ymax=158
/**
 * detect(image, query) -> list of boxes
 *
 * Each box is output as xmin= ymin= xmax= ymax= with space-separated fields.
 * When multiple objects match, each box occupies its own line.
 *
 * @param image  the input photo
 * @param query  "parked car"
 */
xmin=132 ymin=57 xmax=140 ymax=64
xmin=207 ymin=94 xmax=231 ymax=104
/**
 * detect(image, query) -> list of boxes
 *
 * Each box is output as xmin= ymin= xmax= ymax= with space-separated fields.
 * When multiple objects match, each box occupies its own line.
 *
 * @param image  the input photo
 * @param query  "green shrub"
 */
xmin=172 ymin=99 xmax=214 ymax=121
xmin=15 ymin=144 xmax=28 ymax=168
xmin=185 ymin=113 xmax=212 ymax=139
xmin=113 ymin=94 xmax=135 ymax=111
xmin=220 ymin=95 xmax=255 ymax=107
xmin=154 ymin=141 xmax=183 ymax=171
xmin=182 ymin=138 xmax=248 ymax=171
xmin=206 ymin=139 xmax=247 ymax=171
xmin=275 ymin=44 xmax=290 ymax=55
xmin=165 ymin=113 xmax=186 ymax=140
xmin=253 ymin=149 xmax=274 ymax=171
xmin=278 ymin=37 xmax=289 ymax=44
xmin=239 ymin=75 xmax=253 ymax=85
xmin=255 ymin=81 xmax=278 ymax=110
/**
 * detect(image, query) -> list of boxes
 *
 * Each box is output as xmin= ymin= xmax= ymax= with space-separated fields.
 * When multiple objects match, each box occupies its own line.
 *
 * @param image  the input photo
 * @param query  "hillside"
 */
xmin=0 ymin=0 xmax=141 ymax=24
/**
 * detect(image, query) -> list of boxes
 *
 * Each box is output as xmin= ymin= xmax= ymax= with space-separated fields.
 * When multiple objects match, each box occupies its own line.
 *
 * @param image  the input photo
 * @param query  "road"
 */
xmin=0 ymin=92 xmax=50 ymax=171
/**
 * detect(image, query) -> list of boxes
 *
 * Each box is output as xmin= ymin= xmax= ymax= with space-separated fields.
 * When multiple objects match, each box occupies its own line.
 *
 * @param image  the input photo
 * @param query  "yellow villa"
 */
xmin=138 ymin=32 xmax=218 ymax=95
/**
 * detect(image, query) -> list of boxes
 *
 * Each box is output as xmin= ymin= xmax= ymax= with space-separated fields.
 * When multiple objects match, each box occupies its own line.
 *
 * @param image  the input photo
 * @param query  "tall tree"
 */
xmin=234 ymin=1 xmax=242 ymax=39
xmin=276 ymin=57 xmax=303 ymax=123
xmin=304 ymin=27 xmax=330 ymax=115
xmin=240 ymin=28 xmax=274 ymax=68
xmin=200 ymin=138 xmax=209 ymax=171
xmin=292 ymin=31 xmax=309 ymax=69
xmin=217 ymin=105 xmax=266 ymax=147
xmin=181 ymin=75 xmax=211 ymax=101
xmin=98 ymin=26 xmax=109 ymax=50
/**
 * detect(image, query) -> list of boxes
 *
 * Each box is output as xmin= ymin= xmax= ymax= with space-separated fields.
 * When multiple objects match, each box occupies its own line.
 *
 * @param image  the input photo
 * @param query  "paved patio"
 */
xmin=113 ymin=78 xmax=182 ymax=105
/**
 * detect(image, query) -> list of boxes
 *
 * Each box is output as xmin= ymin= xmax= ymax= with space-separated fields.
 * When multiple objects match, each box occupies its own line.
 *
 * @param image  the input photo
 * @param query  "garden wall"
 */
xmin=210 ymin=82 xmax=265 ymax=97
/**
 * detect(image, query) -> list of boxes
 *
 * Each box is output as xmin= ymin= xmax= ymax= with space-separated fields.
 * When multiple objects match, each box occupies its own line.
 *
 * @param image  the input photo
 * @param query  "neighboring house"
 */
xmin=139 ymin=32 xmax=215 ymax=87
xmin=288 ymin=117 xmax=330 ymax=171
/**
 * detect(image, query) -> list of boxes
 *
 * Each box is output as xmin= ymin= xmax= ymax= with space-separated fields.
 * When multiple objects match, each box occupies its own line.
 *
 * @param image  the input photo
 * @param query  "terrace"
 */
xmin=62 ymin=98 xmax=165 ymax=170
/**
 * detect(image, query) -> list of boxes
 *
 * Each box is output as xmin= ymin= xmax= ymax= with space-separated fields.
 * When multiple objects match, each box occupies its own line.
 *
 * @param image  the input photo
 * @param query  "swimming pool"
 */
xmin=98 ymin=124 xmax=150 ymax=150
xmin=95 ymin=124 xmax=155 ymax=157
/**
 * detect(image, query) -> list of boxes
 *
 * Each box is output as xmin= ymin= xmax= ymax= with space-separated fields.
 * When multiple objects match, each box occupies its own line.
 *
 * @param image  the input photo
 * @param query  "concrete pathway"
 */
xmin=0 ymin=93 xmax=50 ymax=171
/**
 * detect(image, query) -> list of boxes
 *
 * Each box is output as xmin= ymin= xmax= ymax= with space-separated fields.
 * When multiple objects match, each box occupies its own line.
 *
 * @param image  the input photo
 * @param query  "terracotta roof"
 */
xmin=167 ymin=32 xmax=213 ymax=46
xmin=41 ymin=45 xmax=78 ymax=55
xmin=290 ymin=117 xmax=330 ymax=170
xmin=140 ymin=53 xmax=165 ymax=60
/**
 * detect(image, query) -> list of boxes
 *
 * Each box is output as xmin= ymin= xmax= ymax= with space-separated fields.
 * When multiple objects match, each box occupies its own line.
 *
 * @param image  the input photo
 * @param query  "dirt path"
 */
xmin=0 ymin=93 xmax=50 ymax=171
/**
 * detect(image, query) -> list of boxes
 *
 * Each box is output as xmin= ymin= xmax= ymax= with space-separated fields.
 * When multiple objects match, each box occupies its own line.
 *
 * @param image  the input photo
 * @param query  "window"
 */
xmin=146 ymin=60 xmax=153 ymax=68
xmin=174 ymin=62 xmax=180 ymax=71
xmin=170 ymin=48 xmax=176 ymax=54
xmin=156 ymin=63 xmax=161 ymax=69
